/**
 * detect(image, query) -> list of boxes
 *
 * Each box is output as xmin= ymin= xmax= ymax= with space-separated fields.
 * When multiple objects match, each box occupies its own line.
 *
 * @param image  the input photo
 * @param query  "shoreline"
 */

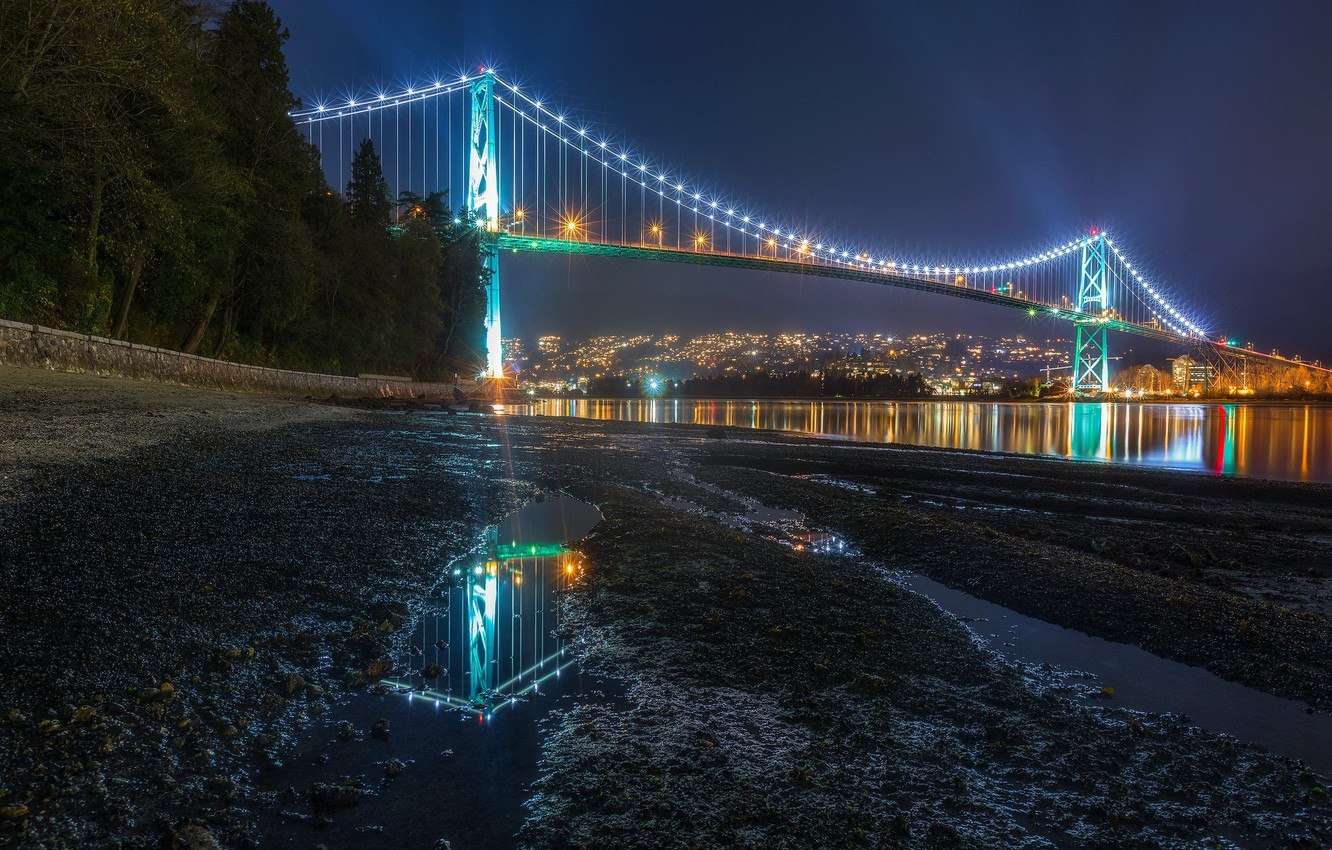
xmin=511 ymin=400 xmax=1332 ymax=487
xmin=523 ymin=394 xmax=1332 ymax=406
xmin=513 ymin=412 xmax=1297 ymax=490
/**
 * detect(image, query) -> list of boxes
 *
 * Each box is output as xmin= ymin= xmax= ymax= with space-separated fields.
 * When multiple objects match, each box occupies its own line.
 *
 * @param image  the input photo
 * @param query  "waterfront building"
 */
xmin=1170 ymin=356 xmax=1217 ymax=393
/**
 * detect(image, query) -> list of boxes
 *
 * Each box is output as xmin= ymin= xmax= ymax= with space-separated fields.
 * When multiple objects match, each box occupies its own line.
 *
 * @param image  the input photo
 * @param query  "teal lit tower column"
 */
xmin=1073 ymin=233 xmax=1110 ymax=394
xmin=468 ymin=72 xmax=503 ymax=378
xmin=466 ymin=528 xmax=499 ymax=705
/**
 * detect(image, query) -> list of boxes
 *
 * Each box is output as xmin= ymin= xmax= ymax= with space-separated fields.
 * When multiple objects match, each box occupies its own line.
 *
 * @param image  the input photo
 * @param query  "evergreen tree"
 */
xmin=347 ymin=140 xmax=392 ymax=228
xmin=0 ymin=0 xmax=487 ymax=379
xmin=210 ymin=0 xmax=322 ymax=356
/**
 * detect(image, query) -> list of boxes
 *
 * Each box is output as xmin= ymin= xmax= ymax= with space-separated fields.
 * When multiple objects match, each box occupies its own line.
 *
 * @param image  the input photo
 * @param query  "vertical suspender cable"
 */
xmin=535 ymin=113 xmax=541 ymax=232
xmin=447 ymin=94 xmax=452 ymax=206
xmin=520 ymin=102 xmax=525 ymax=231
xmin=394 ymin=102 xmax=400 ymax=216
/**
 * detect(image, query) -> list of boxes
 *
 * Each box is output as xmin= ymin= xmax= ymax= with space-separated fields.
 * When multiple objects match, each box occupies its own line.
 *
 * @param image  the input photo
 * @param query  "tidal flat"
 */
xmin=0 ymin=371 xmax=1328 ymax=848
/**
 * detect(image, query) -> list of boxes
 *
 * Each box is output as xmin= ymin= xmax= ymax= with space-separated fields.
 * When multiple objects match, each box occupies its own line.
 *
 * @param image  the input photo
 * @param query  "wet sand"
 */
xmin=0 ymin=370 xmax=1328 ymax=848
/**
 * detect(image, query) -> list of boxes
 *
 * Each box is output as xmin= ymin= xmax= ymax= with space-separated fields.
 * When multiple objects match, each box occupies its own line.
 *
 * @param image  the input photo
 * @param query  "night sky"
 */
xmin=272 ymin=0 xmax=1332 ymax=360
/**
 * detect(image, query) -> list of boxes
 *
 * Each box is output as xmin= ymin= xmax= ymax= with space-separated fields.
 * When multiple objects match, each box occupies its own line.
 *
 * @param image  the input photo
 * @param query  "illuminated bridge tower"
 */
xmin=1073 ymin=232 xmax=1110 ymax=394
xmin=468 ymin=72 xmax=503 ymax=378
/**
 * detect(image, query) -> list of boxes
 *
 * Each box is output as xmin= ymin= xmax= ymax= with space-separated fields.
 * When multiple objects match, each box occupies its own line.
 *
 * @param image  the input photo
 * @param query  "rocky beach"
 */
xmin=0 ymin=368 xmax=1329 ymax=848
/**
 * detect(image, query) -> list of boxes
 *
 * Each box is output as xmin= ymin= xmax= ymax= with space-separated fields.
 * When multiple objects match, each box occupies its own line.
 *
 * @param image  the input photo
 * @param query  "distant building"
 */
xmin=1170 ymin=355 xmax=1216 ymax=392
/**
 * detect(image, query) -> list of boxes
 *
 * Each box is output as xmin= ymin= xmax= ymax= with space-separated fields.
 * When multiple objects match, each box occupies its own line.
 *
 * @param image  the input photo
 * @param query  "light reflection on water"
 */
xmin=384 ymin=495 xmax=604 ymax=716
xmin=257 ymin=494 xmax=608 ymax=850
xmin=519 ymin=399 xmax=1332 ymax=484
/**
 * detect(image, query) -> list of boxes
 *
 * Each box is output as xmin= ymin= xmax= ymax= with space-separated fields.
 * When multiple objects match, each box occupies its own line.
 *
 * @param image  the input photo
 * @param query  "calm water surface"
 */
xmin=518 ymin=399 xmax=1332 ymax=484
xmin=258 ymin=495 xmax=610 ymax=850
xmin=903 ymin=573 xmax=1332 ymax=775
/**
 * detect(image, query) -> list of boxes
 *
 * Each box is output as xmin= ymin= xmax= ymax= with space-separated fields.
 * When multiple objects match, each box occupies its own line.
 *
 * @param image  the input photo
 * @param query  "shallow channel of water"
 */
xmin=904 ymin=572 xmax=1332 ymax=776
xmin=256 ymin=494 xmax=608 ymax=849
xmin=699 ymin=480 xmax=1332 ymax=778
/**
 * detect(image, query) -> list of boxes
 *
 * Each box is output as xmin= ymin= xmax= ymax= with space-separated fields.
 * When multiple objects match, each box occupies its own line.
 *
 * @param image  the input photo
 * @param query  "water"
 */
xmin=257 ymin=494 xmax=609 ymax=849
xmin=903 ymin=573 xmax=1332 ymax=775
xmin=517 ymin=398 xmax=1332 ymax=484
xmin=381 ymin=495 xmax=604 ymax=718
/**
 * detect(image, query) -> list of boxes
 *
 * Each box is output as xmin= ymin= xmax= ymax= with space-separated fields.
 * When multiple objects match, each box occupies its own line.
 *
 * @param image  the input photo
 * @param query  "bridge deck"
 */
xmin=495 ymin=234 xmax=1326 ymax=374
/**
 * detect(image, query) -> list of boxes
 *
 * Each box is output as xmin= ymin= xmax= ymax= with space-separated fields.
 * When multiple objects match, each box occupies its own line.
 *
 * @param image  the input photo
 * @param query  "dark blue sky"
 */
xmin=272 ymin=0 xmax=1332 ymax=360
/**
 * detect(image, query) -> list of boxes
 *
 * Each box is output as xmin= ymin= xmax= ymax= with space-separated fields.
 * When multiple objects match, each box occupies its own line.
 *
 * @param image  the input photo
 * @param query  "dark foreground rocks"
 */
xmin=0 ymin=409 xmax=522 ymax=847
xmin=0 ymin=379 xmax=1329 ymax=848
xmin=689 ymin=436 xmax=1332 ymax=709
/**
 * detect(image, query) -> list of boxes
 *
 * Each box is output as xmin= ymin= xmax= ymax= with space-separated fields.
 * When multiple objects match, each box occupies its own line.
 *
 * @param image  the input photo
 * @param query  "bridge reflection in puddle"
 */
xmin=257 ymin=494 xmax=606 ymax=850
xmin=383 ymin=495 xmax=602 ymax=717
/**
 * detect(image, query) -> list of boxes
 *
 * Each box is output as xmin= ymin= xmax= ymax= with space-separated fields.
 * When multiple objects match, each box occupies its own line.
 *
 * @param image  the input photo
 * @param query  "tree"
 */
xmin=0 ymin=0 xmax=487 ymax=380
xmin=347 ymin=140 xmax=392 ymax=228
xmin=431 ymin=220 xmax=489 ymax=376
xmin=209 ymin=0 xmax=323 ymax=357
xmin=1118 ymin=364 xmax=1171 ymax=394
xmin=0 ymin=0 xmax=218 ymax=333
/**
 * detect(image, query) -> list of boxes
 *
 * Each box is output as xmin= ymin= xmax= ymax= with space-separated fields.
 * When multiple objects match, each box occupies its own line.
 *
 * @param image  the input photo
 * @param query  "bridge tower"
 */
xmin=468 ymin=72 xmax=503 ymax=378
xmin=1073 ymin=232 xmax=1110 ymax=394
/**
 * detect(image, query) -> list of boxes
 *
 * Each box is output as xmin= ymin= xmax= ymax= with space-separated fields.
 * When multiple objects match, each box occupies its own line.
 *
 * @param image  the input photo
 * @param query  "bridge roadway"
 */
xmin=495 ymin=234 xmax=1326 ymax=374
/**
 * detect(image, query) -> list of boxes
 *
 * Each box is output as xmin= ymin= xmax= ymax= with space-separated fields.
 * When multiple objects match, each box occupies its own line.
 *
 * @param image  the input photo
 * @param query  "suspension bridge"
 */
xmin=291 ymin=68 xmax=1326 ymax=393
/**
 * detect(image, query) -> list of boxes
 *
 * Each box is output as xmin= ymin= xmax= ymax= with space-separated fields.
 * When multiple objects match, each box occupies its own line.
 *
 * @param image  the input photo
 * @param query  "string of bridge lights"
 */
xmin=496 ymin=75 xmax=1050 ymax=275
xmin=290 ymin=67 xmax=1206 ymax=339
xmin=1104 ymin=237 xmax=1205 ymax=337
xmin=288 ymin=74 xmax=478 ymax=121
xmin=491 ymin=70 xmax=1206 ymax=339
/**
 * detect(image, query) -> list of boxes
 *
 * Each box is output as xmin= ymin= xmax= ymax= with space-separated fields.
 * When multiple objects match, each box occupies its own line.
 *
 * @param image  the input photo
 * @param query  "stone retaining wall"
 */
xmin=0 ymin=319 xmax=467 ymax=399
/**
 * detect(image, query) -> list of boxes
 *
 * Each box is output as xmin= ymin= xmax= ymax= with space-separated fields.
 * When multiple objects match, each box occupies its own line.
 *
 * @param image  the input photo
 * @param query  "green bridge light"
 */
xmin=496 ymin=542 xmax=570 ymax=560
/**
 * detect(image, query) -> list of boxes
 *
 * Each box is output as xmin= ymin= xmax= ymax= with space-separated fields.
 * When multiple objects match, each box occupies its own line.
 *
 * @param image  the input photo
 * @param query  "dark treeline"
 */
xmin=582 ymin=370 xmax=933 ymax=399
xmin=0 ymin=0 xmax=485 ymax=378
